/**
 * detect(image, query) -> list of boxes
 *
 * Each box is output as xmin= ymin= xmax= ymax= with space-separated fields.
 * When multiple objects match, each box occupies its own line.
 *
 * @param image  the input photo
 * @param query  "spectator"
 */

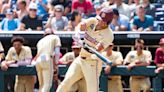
xmin=129 ymin=0 xmax=140 ymax=19
xmin=64 ymin=10 xmax=82 ymax=31
xmin=88 ymin=1 xmax=103 ymax=18
xmin=32 ymin=0 xmax=49 ymax=16
xmin=124 ymin=39 xmax=152 ymax=92
xmin=110 ymin=8 xmax=130 ymax=31
xmin=142 ymin=0 xmax=156 ymax=18
xmin=45 ymin=5 xmax=68 ymax=31
xmin=154 ymin=38 xmax=164 ymax=73
xmin=72 ymin=0 xmax=93 ymax=16
xmin=50 ymin=0 xmax=72 ymax=16
xmin=0 ymin=41 xmax=4 ymax=61
xmin=110 ymin=0 xmax=131 ymax=18
xmin=132 ymin=5 xmax=154 ymax=31
xmin=50 ymin=0 xmax=70 ymax=7
xmin=0 ymin=0 xmax=3 ymax=13
xmin=0 ymin=9 xmax=20 ymax=31
xmin=101 ymin=0 xmax=114 ymax=7
xmin=102 ymin=43 xmax=123 ymax=92
xmin=18 ymin=3 xmax=43 ymax=31
xmin=1 ymin=36 xmax=35 ymax=92
xmin=16 ymin=0 xmax=28 ymax=20
xmin=1 ymin=0 xmax=10 ymax=14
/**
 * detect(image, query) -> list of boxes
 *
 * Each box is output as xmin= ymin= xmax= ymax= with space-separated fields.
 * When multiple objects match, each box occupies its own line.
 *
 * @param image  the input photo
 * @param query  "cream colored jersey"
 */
xmin=124 ymin=50 xmax=152 ymax=64
xmin=102 ymin=51 xmax=123 ymax=79
xmin=77 ymin=17 xmax=114 ymax=57
xmin=5 ymin=46 xmax=33 ymax=82
xmin=59 ymin=52 xmax=75 ymax=63
xmin=0 ymin=41 xmax=4 ymax=52
xmin=5 ymin=46 xmax=32 ymax=61
xmin=37 ymin=35 xmax=61 ymax=55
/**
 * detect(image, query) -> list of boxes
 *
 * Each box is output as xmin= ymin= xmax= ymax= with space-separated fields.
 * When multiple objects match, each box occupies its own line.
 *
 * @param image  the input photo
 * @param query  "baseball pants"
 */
xmin=14 ymin=76 xmax=35 ymax=92
xmin=68 ymin=78 xmax=87 ymax=92
xmin=56 ymin=56 xmax=102 ymax=92
xmin=35 ymin=54 xmax=54 ymax=92
xmin=130 ymin=77 xmax=151 ymax=92
xmin=108 ymin=78 xmax=123 ymax=92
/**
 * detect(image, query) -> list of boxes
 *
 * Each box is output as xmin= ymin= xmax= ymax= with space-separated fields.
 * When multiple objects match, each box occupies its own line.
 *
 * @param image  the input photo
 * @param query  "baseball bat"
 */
xmin=84 ymin=44 xmax=113 ymax=66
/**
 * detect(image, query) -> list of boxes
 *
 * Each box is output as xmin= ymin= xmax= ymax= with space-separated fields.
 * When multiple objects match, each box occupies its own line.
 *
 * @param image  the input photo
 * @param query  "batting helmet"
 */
xmin=97 ymin=7 xmax=114 ymax=24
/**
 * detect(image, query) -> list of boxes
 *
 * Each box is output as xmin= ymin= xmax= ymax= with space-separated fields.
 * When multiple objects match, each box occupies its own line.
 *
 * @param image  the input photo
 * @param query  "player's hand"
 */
xmin=137 ymin=27 xmax=143 ymax=32
xmin=155 ymin=67 xmax=164 ymax=73
xmin=127 ymin=63 xmax=135 ymax=70
xmin=66 ymin=60 xmax=72 ymax=66
xmin=80 ymin=22 xmax=86 ymax=31
xmin=104 ymin=65 xmax=111 ymax=74
xmin=1 ymin=61 xmax=9 ymax=71
xmin=135 ymin=60 xmax=142 ymax=64
xmin=96 ymin=43 xmax=104 ymax=51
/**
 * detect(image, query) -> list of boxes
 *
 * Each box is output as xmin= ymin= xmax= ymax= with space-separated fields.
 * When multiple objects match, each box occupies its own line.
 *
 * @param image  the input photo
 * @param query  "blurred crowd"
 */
xmin=0 ymin=0 xmax=163 ymax=32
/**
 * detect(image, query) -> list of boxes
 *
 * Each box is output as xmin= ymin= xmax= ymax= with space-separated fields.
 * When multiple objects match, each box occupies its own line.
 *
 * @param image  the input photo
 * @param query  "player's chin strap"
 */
xmin=83 ymin=44 xmax=113 ymax=66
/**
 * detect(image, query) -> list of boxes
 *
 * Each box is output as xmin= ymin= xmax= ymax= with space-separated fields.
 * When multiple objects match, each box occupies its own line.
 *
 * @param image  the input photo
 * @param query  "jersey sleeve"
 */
xmin=5 ymin=47 xmax=14 ymax=61
xmin=25 ymin=46 xmax=32 ymax=59
xmin=55 ymin=36 xmax=61 ymax=47
xmin=115 ymin=52 xmax=123 ymax=62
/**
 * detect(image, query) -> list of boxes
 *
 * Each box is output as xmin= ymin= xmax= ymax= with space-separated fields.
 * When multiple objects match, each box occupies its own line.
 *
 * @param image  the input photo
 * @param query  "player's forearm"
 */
xmin=53 ymin=47 xmax=60 ymax=63
xmin=16 ymin=58 xmax=32 ymax=66
xmin=135 ymin=62 xmax=150 ymax=66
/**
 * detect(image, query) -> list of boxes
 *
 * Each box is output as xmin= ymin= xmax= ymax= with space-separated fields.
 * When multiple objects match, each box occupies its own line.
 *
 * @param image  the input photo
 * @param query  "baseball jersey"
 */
xmin=102 ymin=51 xmax=123 ymax=79
xmin=124 ymin=50 xmax=152 ymax=78
xmin=77 ymin=17 xmax=114 ymax=57
xmin=37 ymin=35 xmax=61 ymax=55
xmin=0 ymin=41 xmax=4 ymax=52
xmin=5 ymin=46 xmax=32 ymax=81
xmin=6 ymin=46 xmax=32 ymax=61
xmin=124 ymin=50 xmax=152 ymax=64
xmin=59 ymin=52 xmax=75 ymax=63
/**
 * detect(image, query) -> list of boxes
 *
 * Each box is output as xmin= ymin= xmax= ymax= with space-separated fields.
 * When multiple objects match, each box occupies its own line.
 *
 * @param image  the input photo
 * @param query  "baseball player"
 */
xmin=56 ymin=7 xmax=114 ymax=92
xmin=59 ymin=40 xmax=87 ymax=92
xmin=1 ymin=36 xmax=35 ymax=92
xmin=32 ymin=30 xmax=61 ymax=92
xmin=102 ymin=43 xmax=123 ymax=92
xmin=124 ymin=39 xmax=152 ymax=92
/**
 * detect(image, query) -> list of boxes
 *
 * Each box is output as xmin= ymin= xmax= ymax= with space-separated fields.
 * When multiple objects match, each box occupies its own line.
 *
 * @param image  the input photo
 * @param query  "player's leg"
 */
xmin=35 ymin=62 xmax=44 ymax=92
xmin=130 ymin=78 xmax=141 ymax=92
xmin=40 ymin=56 xmax=54 ymax=92
xmin=25 ymin=76 xmax=35 ymax=92
xmin=108 ymin=79 xmax=123 ymax=92
xmin=67 ymin=82 xmax=78 ymax=92
xmin=81 ymin=59 xmax=102 ymax=92
xmin=56 ymin=57 xmax=83 ymax=92
xmin=141 ymin=78 xmax=151 ymax=92
xmin=14 ymin=79 xmax=25 ymax=92
xmin=77 ymin=78 xmax=87 ymax=92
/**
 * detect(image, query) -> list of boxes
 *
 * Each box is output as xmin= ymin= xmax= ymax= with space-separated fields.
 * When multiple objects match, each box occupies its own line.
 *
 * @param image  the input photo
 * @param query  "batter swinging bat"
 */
xmin=84 ymin=44 xmax=113 ymax=66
